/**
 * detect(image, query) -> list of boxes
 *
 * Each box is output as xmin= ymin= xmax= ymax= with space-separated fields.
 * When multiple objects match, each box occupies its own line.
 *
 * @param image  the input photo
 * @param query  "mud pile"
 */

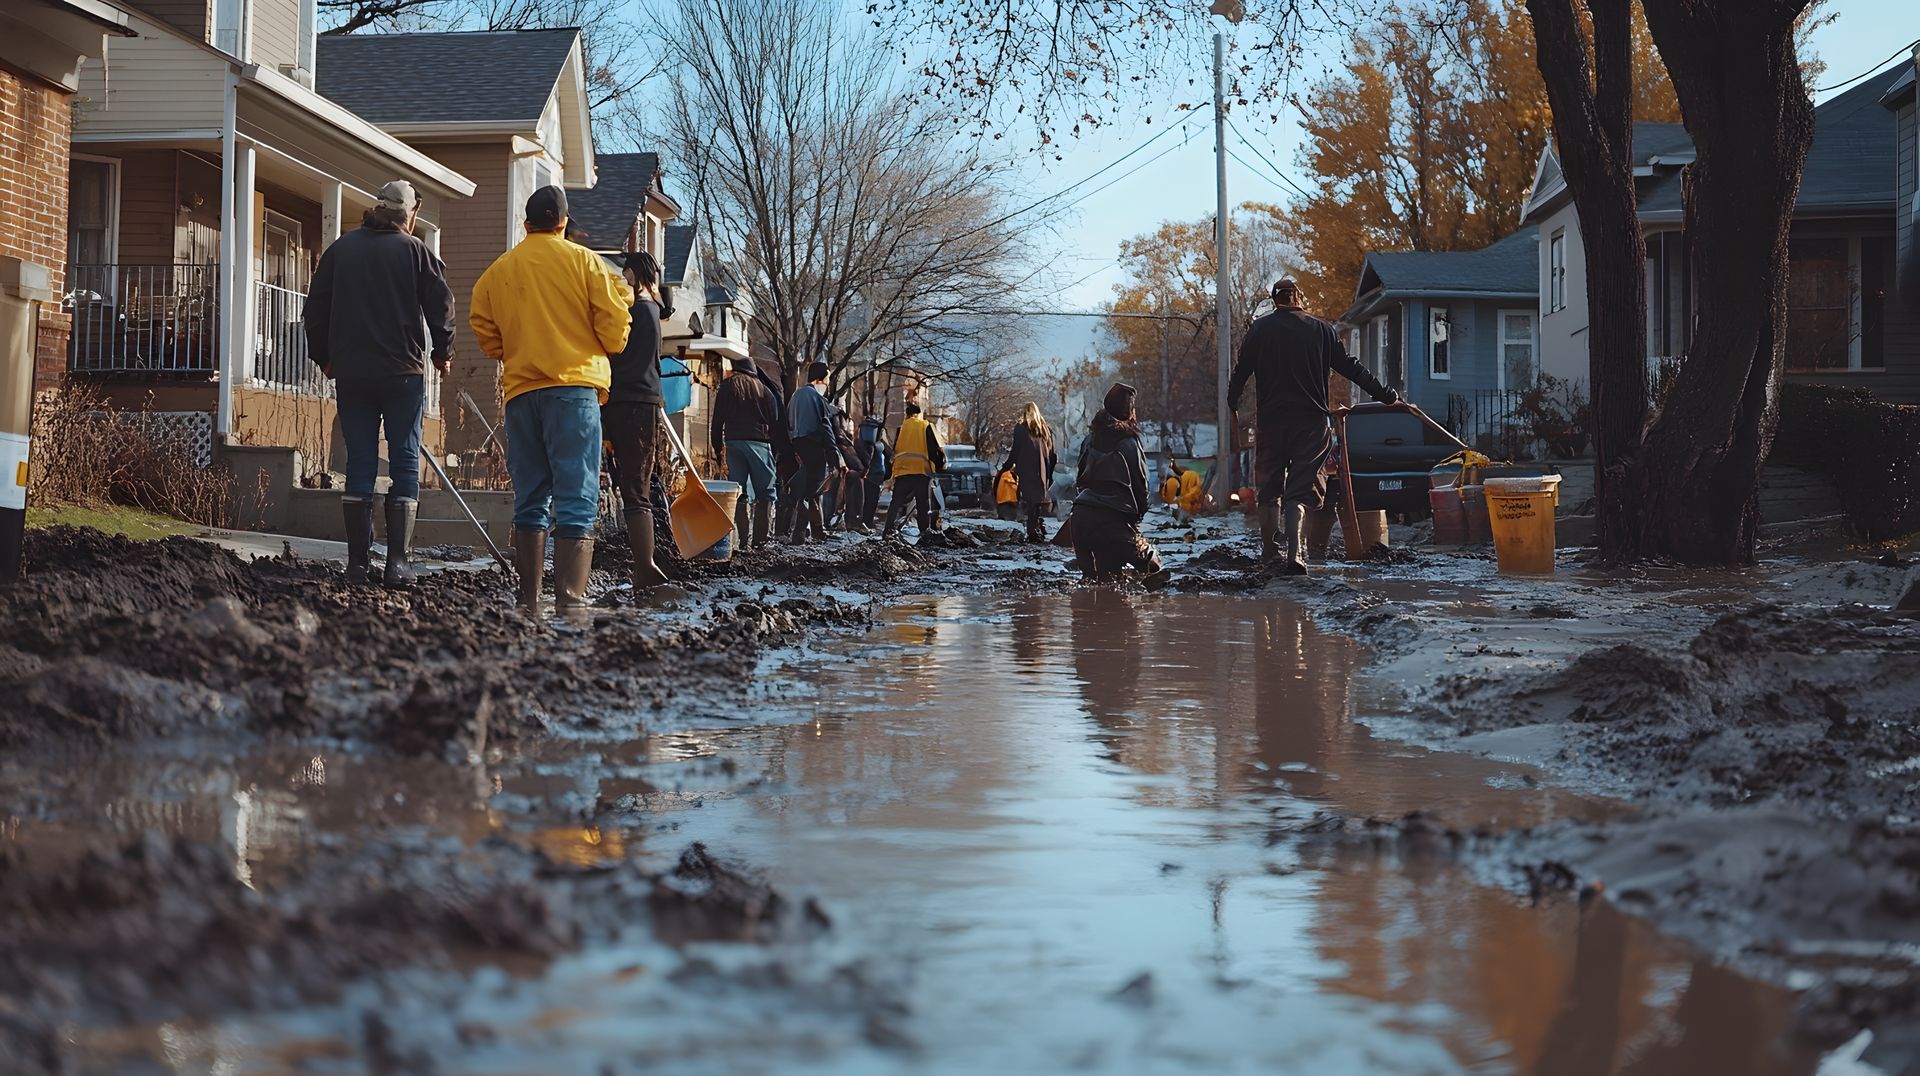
xmin=0 ymin=527 xmax=861 ymax=753
xmin=0 ymin=831 xmax=816 ymax=1070
xmin=1423 ymin=602 xmax=1920 ymax=815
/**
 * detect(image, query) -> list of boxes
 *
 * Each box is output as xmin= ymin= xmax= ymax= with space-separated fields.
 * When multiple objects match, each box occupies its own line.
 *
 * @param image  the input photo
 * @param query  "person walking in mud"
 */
xmin=1228 ymin=278 xmax=1399 ymax=574
xmin=1066 ymin=384 xmax=1169 ymax=588
xmin=304 ymin=180 xmax=455 ymax=589
xmin=881 ymin=402 xmax=946 ymax=545
xmin=857 ymin=415 xmax=890 ymax=530
xmin=470 ymin=186 xmax=633 ymax=610
xmin=825 ymin=410 xmax=868 ymax=533
xmin=709 ymin=356 xmax=780 ymax=550
xmin=1000 ymin=403 xmax=1057 ymax=543
xmin=787 ymin=362 xmax=835 ymax=544
xmin=603 ymin=251 xmax=670 ymax=595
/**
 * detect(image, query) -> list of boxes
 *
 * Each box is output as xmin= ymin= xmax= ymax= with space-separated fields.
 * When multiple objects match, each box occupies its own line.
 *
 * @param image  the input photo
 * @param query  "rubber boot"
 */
xmin=805 ymin=503 xmax=828 ymax=544
xmin=382 ymin=498 xmax=417 ymax=588
xmin=552 ymin=537 xmax=594 ymax=610
xmin=752 ymin=501 xmax=773 ymax=551
xmin=1259 ymin=502 xmax=1283 ymax=563
xmin=733 ymin=497 xmax=752 ymax=553
xmin=625 ymin=509 xmax=669 ymax=591
xmin=1282 ymin=504 xmax=1309 ymax=576
xmin=343 ymin=497 xmax=375 ymax=582
xmin=512 ymin=527 xmax=546 ymax=610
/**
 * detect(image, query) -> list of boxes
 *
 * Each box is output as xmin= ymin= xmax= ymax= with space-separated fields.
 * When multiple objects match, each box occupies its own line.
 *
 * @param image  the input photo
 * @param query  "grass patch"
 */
xmin=25 ymin=503 xmax=198 ymax=541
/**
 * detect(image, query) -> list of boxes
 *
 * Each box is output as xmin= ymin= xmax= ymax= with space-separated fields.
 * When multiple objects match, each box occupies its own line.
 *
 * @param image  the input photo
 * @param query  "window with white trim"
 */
xmin=1371 ymin=314 xmax=1390 ymax=383
xmin=1429 ymin=306 xmax=1451 ymax=379
xmin=1498 ymin=309 xmax=1535 ymax=390
xmin=1548 ymin=230 xmax=1567 ymax=313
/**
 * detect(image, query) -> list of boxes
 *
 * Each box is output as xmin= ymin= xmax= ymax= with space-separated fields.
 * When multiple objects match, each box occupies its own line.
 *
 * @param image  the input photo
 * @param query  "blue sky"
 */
xmin=1011 ymin=0 xmax=1917 ymax=364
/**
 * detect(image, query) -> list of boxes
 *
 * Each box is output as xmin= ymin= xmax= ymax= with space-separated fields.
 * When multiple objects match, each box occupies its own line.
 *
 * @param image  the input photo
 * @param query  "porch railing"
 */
xmin=67 ymin=263 xmax=219 ymax=377
xmin=253 ymin=281 xmax=325 ymax=395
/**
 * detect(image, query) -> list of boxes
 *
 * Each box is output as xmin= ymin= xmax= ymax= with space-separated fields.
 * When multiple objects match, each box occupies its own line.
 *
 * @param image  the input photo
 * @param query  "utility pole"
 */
xmin=1159 ymin=290 xmax=1172 ymax=477
xmin=1211 ymin=32 xmax=1233 ymax=508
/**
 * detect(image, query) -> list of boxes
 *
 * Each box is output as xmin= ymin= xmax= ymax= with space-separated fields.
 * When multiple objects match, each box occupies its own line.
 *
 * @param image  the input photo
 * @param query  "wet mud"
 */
xmin=3 ymin=513 xmax=1918 ymax=1071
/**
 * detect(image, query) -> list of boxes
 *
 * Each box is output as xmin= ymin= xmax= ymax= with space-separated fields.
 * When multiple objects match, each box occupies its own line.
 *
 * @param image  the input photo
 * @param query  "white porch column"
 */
xmin=215 ymin=70 xmax=237 ymax=439
xmin=320 ymin=182 xmax=343 ymax=250
xmin=233 ymin=145 xmax=257 ymax=384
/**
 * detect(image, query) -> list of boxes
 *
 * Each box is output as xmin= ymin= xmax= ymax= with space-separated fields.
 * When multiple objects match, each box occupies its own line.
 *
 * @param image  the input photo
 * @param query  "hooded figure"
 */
xmin=1067 ymin=384 xmax=1168 ymax=587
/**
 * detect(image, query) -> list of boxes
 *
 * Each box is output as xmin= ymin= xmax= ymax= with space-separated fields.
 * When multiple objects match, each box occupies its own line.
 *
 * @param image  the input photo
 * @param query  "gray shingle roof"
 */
xmin=315 ymin=29 xmax=578 ymax=126
xmin=1637 ymin=66 xmax=1904 ymax=219
xmin=1359 ymin=228 xmax=1538 ymax=299
xmin=566 ymin=151 xmax=658 ymax=251
xmin=663 ymin=223 xmax=696 ymax=285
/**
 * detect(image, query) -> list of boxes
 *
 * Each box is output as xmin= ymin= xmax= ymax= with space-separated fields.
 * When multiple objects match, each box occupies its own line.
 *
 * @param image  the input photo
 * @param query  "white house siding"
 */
xmin=1535 ymin=200 xmax=1588 ymax=384
xmin=72 ymin=14 xmax=227 ymax=136
xmin=250 ymin=0 xmax=302 ymax=74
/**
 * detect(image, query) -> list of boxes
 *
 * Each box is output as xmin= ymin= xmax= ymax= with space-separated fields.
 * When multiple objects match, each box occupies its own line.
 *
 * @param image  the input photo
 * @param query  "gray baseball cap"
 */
xmin=376 ymin=180 xmax=419 ymax=212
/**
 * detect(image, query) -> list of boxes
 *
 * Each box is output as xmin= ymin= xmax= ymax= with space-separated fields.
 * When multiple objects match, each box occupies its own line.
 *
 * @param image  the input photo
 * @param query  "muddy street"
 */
xmin=4 ymin=519 xmax=1888 ymax=1074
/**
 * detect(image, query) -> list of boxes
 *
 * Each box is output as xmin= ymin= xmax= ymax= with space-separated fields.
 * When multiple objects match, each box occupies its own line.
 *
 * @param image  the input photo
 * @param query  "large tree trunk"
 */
xmin=1628 ymin=0 xmax=1815 ymax=564
xmin=1527 ymin=0 xmax=1647 ymax=553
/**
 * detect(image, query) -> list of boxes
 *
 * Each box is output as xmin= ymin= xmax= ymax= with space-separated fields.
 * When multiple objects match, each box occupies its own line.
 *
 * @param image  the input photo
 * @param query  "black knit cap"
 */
xmin=526 ymin=185 xmax=568 ymax=230
xmin=1104 ymin=382 xmax=1137 ymax=421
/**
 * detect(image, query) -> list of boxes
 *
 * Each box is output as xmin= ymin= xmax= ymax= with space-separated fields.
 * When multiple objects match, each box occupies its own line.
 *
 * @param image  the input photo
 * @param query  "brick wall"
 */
xmin=0 ymin=68 xmax=76 ymax=390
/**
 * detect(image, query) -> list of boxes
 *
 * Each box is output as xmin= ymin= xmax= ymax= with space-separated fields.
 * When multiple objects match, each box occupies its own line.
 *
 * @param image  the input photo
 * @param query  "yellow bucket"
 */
xmin=1485 ymin=475 xmax=1562 ymax=575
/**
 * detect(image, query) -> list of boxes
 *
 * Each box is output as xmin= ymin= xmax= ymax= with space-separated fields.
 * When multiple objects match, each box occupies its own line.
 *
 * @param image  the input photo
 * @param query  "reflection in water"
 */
xmin=1 ymin=592 xmax=1826 ymax=1073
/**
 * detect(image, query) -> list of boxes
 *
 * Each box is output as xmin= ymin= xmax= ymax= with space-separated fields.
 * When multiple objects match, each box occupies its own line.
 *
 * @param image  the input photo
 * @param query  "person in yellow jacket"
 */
xmin=1178 ymin=465 xmax=1204 ymax=515
xmin=994 ymin=467 xmax=1020 ymax=520
xmin=879 ymin=402 xmax=945 ymax=545
xmin=1159 ymin=466 xmax=1184 ymax=522
xmin=470 ymin=186 xmax=633 ymax=610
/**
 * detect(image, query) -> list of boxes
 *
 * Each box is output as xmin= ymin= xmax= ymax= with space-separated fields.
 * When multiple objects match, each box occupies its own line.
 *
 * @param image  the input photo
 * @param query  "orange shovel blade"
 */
xmin=669 ymin=468 xmax=734 ymax=558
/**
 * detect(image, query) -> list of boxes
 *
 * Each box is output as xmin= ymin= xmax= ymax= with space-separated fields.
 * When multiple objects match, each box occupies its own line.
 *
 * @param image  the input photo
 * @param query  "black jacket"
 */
xmin=607 ymin=298 xmax=663 ymax=406
xmin=1228 ymin=306 xmax=1393 ymax=423
xmin=1003 ymin=424 xmax=1057 ymax=507
xmin=710 ymin=370 xmax=779 ymax=449
xmin=857 ymin=418 xmax=889 ymax=482
xmin=304 ymin=221 xmax=454 ymax=379
xmin=1073 ymin=413 xmax=1150 ymax=521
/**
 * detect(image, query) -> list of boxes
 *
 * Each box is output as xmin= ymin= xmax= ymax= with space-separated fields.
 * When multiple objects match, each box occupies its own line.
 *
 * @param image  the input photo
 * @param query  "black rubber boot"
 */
xmin=752 ymin=501 xmax=773 ymax=550
xmin=343 ymin=498 xmax=375 ymax=582
xmin=1282 ymin=504 xmax=1309 ymax=576
xmin=1259 ymin=503 xmax=1283 ymax=563
xmin=733 ymin=498 xmax=752 ymax=553
xmin=625 ymin=508 xmax=669 ymax=591
xmin=382 ymin=498 xmax=417 ymax=588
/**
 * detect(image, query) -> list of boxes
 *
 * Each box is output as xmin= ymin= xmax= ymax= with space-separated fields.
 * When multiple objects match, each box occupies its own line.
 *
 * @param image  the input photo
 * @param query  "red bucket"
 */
xmin=1429 ymin=486 xmax=1467 ymax=545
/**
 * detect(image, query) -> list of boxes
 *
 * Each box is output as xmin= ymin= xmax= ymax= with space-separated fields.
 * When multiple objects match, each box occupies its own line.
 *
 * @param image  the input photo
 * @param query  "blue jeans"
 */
xmin=505 ymin=385 xmax=602 ymax=538
xmin=726 ymin=440 xmax=776 ymax=502
xmin=336 ymin=374 xmax=425 ymax=501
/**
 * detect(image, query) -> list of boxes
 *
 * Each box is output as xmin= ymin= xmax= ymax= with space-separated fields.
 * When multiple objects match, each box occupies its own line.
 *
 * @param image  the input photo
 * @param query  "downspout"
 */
xmin=216 ymin=65 xmax=237 ymax=440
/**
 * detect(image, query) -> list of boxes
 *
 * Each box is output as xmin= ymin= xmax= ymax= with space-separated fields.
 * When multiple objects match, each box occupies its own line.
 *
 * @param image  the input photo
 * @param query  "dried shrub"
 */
xmin=1773 ymin=383 xmax=1920 ymax=542
xmin=27 ymin=379 xmax=232 ymax=527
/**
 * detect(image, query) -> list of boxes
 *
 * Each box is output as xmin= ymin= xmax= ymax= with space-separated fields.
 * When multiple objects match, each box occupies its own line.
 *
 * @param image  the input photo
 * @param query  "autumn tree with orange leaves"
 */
xmin=1276 ymin=0 xmax=1679 ymax=313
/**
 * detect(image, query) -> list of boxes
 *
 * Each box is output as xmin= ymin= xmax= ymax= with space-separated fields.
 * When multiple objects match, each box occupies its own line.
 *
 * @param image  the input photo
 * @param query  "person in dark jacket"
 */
xmin=710 ymin=356 xmax=780 ymax=549
xmin=786 ymin=362 xmax=835 ymax=543
xmin=1067 ymin=383 xmax=1167 ymax=587
xmin=823 ymin=410 xmax=868 ymax=533
xmin=601 ymin=250 xmax=670 ymax=593
xmin=856 ymin=416 xmax=889 ymax=528
xmin=1229 ymin=278 xmax=1400 ymax=573
xmin=305 ymin=180 xmax=454 ymax=588
xmin=999 ymin=402 xmax=1058 ymax=543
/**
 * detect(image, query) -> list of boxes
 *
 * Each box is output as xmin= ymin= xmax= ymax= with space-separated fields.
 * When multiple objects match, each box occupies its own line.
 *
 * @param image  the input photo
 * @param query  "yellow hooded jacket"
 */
xmin=469 ymin=232 xmax=634 ymax=404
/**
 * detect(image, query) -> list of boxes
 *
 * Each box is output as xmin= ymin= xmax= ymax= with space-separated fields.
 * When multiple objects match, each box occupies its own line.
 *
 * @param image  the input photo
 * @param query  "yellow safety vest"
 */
xmin=893 ymin=416 xmax=936 ymax=478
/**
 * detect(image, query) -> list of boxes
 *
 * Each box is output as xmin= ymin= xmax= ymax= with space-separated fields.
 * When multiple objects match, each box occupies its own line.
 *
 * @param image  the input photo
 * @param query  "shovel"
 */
xmin=655 ymin=413 xmax=735 ymax=559
xmin=421 ymin=446 xmax=515 ymax=577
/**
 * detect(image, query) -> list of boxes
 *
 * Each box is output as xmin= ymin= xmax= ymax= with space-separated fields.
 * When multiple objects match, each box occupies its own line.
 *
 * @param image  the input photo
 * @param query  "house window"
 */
xmin=66 ymin=157 xmax=118 ymax=269
xmin=1429 ymin=306 xmax=1451 ymax=379
xmin=1371 ymin=315 xmax=1390 ymax=383
xmin=1785 ymin=237 xmax=1852 ymax=371
xmin=1499 ymin=310 xmax=1536 ymax=390
xmin=1548 ymin=230 xmax=1567 ymax=313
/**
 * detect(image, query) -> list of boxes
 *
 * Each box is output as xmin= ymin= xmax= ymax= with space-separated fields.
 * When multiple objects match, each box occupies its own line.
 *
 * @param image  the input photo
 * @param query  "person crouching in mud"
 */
xmin=1067 ymin=384 xmax=1170 ymax=589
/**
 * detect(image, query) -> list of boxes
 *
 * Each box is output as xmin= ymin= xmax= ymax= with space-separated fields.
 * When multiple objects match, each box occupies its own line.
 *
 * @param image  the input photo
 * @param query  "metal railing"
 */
xmin=253 ymin=281 xmax=326 ymax=395
xmin=1446 ymin=389 xmax=1537 ymax=461
xmin=66 ymin=263 xmax=219 ymax=377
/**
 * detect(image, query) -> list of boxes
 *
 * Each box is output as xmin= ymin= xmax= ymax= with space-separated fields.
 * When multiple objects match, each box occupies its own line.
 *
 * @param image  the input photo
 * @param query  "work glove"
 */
xmin=1377 ymin=387 xmax=1402 ymax=406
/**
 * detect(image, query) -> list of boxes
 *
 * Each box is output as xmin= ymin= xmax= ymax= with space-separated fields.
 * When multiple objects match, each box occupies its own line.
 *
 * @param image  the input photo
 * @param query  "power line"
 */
xmin=1227 ymin=147 xmax=1297 ymax=194
xmin=1226 ymin=117 xmax=1317 ymax=202
xmin=1815 ymin=41 xmax=1920 ymax=94
xmin=957 ymin=109 xmax=1206 ymax=242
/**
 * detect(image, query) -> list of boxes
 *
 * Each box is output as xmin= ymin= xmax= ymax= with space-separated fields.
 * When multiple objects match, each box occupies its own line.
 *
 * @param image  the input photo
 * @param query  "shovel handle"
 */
xmin=422 ymin=447 xmax=515 ymax=577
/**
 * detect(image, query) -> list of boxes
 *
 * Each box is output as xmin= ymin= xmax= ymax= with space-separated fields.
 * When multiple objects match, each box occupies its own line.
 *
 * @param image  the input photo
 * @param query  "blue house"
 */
xmin=1337 ymin=229 xmax=1541 ymax=423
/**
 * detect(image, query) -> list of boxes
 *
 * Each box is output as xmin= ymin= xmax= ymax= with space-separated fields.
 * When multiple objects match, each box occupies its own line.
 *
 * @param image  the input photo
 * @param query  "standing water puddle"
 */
xmin=4 ymin=591 xmax=1827 ymax=1073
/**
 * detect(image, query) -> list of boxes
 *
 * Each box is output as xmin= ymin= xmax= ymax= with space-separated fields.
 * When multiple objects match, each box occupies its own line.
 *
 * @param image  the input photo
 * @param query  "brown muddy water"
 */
xmin=2 ymin=591 xmax=1832 ymax=1074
